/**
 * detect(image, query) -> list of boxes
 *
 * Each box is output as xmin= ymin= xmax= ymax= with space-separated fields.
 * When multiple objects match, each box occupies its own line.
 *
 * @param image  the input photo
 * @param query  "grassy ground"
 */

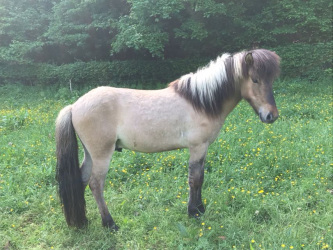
xmin=0 ymin=79 xmax=332 ymax=249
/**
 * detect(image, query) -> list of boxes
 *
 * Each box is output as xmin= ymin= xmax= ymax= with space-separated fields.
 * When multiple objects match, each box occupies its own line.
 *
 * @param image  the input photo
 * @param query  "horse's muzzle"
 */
xmin=259 ymin=109 xmax=279 ymax=124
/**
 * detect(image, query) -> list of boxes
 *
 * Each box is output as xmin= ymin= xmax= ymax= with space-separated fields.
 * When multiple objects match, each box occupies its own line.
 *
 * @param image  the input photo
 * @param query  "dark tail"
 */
xmin=55 ymin=105 xmax=87 ymax=228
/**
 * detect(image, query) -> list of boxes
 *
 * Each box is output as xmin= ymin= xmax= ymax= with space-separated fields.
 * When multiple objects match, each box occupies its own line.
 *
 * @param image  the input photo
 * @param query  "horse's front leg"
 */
xmin=188 ymin=145 xmax=208 ymax=217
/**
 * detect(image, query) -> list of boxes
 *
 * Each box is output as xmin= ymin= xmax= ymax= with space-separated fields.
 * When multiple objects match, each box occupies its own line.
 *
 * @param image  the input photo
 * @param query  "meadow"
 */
xmin=0 ymin=79 xmax=332 ymax=249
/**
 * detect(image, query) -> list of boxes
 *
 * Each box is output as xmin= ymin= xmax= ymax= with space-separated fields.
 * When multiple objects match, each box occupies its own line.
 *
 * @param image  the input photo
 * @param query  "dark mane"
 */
xmin=170 ymin=54 xmax=236 ymax=117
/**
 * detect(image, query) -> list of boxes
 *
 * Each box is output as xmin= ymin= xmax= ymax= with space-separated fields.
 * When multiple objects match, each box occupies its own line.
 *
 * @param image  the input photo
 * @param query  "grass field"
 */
xmin=0 ymin=79 xmax=332 ymax=249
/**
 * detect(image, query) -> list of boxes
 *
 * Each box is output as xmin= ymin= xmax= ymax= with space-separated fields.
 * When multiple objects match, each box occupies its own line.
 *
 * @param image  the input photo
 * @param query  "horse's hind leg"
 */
xmin=89 ymin=150 xmax=119 ymax=230
xmin=188 ymin=144 xmax=208 ymax=217
xmin=80 ymin=143 xmax=92 ymax=188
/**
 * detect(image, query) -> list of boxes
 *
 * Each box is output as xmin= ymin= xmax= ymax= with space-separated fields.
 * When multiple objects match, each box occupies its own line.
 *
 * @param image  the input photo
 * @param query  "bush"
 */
xmin=0 ymin=42 xmax=331 ymax=87
xmin=273 ymin=42 xmax=332 ymax=80
xmin=0 ymin=58 xmax=207 ymax=88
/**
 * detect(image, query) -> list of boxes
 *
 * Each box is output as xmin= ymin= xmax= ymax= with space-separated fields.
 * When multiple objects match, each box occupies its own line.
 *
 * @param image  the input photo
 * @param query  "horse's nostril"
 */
xmin=266 ymin=113 xmax=273 ymax=121
xmin=259 ymin=111 xmax=276 ymax=123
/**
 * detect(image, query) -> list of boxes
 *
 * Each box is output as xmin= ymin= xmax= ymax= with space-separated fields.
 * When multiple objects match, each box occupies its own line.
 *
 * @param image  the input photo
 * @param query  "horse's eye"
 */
xmin=252 ymin=78 xmax=259 ymax=84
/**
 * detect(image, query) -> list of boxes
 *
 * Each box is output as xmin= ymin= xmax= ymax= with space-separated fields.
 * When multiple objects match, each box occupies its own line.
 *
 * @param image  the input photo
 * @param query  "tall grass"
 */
xmin=0 ymin=79 xmax=332 ymax=249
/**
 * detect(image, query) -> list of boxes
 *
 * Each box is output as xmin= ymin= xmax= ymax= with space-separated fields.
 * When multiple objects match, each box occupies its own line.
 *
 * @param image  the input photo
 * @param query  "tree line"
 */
xmin=0 ymin=0 xmax=331 ymax=84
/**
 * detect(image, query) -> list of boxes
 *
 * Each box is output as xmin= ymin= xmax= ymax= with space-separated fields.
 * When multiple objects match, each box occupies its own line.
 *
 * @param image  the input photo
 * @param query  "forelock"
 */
xmin=251 ymin=49 xmax=280 ymax=81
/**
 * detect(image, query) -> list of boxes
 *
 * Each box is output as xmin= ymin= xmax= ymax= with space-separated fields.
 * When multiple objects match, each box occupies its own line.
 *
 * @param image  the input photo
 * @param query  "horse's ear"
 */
xmin=245 ymin=52 xmax=254 ymax=66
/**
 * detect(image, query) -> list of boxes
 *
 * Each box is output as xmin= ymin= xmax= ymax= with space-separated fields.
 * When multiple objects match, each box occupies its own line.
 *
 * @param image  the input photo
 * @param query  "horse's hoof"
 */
xmin=188 ymin=204 xmax=205 ymax=218
xmin=109 ymin=224 xmax=119 ymax=231
xmin=103 ymin=220 xmax=119 ymax=231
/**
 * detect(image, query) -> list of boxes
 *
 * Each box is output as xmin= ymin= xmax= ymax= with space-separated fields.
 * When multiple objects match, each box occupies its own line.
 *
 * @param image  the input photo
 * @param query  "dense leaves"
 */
xmin=0 ymin=0 xmax=331 ymax=83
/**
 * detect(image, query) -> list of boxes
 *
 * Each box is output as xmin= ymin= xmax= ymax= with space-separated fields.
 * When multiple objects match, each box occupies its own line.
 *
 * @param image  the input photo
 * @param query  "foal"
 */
xmin=56 ymin=49 xmax=280 ymax=229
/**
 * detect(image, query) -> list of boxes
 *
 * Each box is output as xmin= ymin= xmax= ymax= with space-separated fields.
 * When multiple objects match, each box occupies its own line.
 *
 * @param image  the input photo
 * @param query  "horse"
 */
xmin=55 ymin=49 xmax=280 ymax=230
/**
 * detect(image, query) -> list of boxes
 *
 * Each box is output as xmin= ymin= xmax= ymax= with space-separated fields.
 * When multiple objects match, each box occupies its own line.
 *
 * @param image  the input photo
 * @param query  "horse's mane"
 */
xmin=170 ymin=49 xmax=280 ymax=117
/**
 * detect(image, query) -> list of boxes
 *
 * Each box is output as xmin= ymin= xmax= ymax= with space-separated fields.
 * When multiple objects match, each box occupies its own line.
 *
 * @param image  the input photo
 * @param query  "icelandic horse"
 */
xmin=55 ymin=49 xmax=280 ymax=230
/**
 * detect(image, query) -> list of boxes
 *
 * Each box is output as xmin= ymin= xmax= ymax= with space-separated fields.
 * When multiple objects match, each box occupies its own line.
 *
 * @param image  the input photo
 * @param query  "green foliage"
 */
xmin=112 ymin=0 xmax=182 ymax=58
xmin=0 ymin=79 xmax=332 ymax=249
xmin=265 ymin=0 xmax=332 ymax=44
xmin=0 ymin=0 xmax=331 ymax=83
xmin=1 ymin=41 xmax=331 ymax=86
xmin=0 ymin=0 xmax=52 ymax=62
xmin=0 ymin=58 xmax=208 ymax=87
xmin=0 ymin=109 xmax=29 ymax=132
xmin=0 ymin=0 xmax=331 ymax=63
xmin=45 ymin=0 xmax=120 ymax=61
xmin=174 ymin=19 xmax=208 ymax=41
xmin=274 ymin=42 xmax=333 ymax=80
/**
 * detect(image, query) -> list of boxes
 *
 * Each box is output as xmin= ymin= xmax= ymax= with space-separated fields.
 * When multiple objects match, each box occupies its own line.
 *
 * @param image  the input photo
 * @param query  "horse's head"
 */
xmin=240 ymin=49 xmax=280 ymax=124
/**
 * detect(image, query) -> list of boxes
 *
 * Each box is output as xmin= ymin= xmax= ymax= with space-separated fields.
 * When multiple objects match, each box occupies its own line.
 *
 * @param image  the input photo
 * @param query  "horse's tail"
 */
xmin=55 ymin=105 xmax=87 ymax=228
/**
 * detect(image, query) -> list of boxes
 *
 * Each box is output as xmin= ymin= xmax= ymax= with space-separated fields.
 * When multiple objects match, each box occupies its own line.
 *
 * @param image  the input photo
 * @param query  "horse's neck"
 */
xmin=220 ymin=92 xmax=242 ymax=121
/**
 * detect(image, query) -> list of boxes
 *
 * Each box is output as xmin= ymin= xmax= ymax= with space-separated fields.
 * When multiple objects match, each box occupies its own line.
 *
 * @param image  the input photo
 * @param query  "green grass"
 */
xmin=0 ymin=79 xmax=332 ymax=249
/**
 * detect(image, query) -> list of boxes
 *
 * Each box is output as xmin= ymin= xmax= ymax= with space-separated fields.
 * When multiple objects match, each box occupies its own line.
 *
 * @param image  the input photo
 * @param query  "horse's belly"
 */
xmin=118 ymin=141 xmax=184 ymax=153
xmin=116 ymin=126 xmax=187 ymax=153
